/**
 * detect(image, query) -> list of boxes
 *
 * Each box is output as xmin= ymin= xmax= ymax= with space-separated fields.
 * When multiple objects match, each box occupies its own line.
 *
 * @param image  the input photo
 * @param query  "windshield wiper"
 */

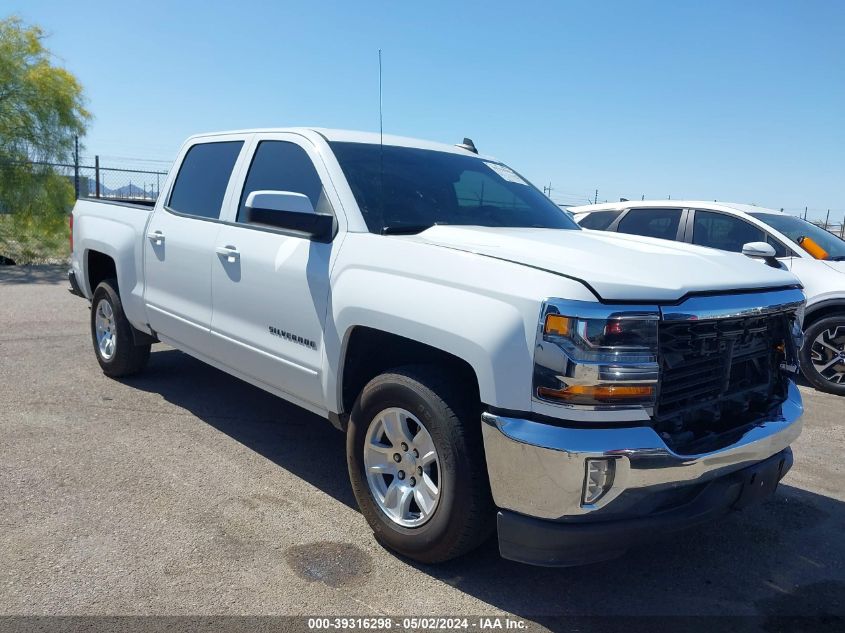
xmin=828 ymin=255 xmax=845 ymax=261
xmin=381 ymin=224 xmax=437 ymax=235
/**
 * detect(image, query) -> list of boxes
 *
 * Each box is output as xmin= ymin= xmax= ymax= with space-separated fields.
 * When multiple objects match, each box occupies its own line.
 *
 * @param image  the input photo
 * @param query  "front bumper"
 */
xmin=497 ymin=447 xmax=793 ymax=566
xmin=481 ymin=381 xmax=803 ymax=521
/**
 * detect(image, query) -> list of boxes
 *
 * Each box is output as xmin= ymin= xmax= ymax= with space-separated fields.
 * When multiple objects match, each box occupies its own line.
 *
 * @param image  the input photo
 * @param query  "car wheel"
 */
xmin=90 ymin=279 xmax=151 ymax=377
xmin=800 ymin=315 xmax=845 ymax=396
xmin=346 ymin=365 xmax=494 ymax=563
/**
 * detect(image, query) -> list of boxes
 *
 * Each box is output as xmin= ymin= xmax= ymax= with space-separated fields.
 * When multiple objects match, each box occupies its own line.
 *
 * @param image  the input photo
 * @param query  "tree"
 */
xmin=0 ymin=15 xmax=90 ymax=263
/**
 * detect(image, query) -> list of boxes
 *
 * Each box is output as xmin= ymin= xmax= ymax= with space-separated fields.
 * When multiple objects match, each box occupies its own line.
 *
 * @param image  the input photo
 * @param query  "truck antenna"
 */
xmin=378 ymin=49 xmax=385 ymax=230
xmin=379 ymin=49 xmax=384 ymax=146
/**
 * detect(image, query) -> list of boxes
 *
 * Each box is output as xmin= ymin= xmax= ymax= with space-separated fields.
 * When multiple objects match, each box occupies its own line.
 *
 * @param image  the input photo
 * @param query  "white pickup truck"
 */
xmin=69 ymin=128 xmax=805 ymax=566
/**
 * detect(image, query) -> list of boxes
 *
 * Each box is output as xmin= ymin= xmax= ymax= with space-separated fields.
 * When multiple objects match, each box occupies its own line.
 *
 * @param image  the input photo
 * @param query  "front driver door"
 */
xmin=208 ymin=134 xmax=342 ymax=411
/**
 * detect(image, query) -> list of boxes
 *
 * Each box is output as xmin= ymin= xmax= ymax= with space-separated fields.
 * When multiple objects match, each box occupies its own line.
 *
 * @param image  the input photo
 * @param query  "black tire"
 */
xmin=346 ymin=365 xmax=494 ymax=564
xmin=90 ymin=279 xmax=150 ymax=377
xmin=799 ymin=315 xmax=845 ymax=396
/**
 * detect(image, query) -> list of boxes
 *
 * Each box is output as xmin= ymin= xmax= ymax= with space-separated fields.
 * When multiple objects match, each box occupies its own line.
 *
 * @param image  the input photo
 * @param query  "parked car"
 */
xmin=69 ymin=130 xmax=804 ymax=566
xmin=572 ymin=201 xmax=845 ymax=395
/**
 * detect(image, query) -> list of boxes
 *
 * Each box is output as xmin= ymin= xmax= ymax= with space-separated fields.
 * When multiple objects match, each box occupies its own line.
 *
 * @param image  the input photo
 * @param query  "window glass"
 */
xmin=578 ymin=210 xmax=623 ymax=230
xmin=329 ymin=142 xmax=579 ymax=234
xmin=692 ymin=210 xmax=767 ymax=253
xmin=616 ymin=208 xmax=682 ymax=240
xmin=765 ymin=234 xmax=790 ymax=258
xmin=751 ymin=212 xmax=845 ymax=259
xmin=168 ymin=141 xmax=243 ymax=219
xmin=238 ymin=141 xmax=331 ymax=222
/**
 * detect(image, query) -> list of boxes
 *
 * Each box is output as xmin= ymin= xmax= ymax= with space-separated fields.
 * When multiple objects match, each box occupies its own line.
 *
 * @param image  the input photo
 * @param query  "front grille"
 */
xmin=655 ymin=312 xmax=792 ymax=450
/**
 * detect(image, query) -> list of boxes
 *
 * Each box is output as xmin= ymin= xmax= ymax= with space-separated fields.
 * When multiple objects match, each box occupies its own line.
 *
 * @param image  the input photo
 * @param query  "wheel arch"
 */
xmin=337 ymin=326 xmax=482 ymax=422
xmin=804 ymin=299 xmax=845 ymax=329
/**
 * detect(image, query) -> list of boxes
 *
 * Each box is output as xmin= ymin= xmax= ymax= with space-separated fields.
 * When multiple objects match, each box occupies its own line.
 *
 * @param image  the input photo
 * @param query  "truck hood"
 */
xmin=409 ymin=226 xmax=801 ymax=302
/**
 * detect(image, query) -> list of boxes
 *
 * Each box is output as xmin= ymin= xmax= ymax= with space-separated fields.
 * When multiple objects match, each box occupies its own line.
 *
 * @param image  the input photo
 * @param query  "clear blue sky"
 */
xmin=10 ymin=0 xmax=845 ymax=220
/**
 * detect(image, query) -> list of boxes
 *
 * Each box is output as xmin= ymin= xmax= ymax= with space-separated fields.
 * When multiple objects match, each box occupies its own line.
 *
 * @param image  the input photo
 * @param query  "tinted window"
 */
xmin=751 ymin=212 xmax=844 ymax=259
xmin=693 ymin=210 xmax=768 ymax=253
xmin=168 ymin=141 xmax=243 ymax=219
xmin=578 ymin=210 xmax=623 ymax=230
xmin=329 ymin=142 xmax=579 ymax=233
xmin=616 ymin=208 xmax=682 ymax=240
xmin=238 ymin=141 xmax=332 ymax=222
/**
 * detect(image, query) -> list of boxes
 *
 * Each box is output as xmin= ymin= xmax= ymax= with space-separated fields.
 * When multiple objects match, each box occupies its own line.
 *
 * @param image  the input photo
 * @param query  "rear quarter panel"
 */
xmin=72 ymin=199 xmax=153 ymax=332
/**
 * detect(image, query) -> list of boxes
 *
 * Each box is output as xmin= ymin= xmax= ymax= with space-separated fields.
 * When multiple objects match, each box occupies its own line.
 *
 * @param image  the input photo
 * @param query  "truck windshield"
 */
xmin=330 ymin=142 xmax=579 ymax=234
xmin=750 ymin=213 xmax=845 ymax=260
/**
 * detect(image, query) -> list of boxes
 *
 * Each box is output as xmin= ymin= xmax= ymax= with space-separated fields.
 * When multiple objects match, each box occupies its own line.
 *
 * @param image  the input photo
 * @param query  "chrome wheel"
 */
xmin=363 ymin=407 xmax=441 ymax=528
xmin=94 ymin=298 xmax=116 ymax=361
xmin=810 ymin=325 xmax=845 ymax=385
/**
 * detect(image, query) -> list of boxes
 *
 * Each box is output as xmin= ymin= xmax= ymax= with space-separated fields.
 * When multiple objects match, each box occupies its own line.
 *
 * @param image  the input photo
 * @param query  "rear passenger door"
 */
xmin=207 ymin=134 xmax=343 ymax=411
xmin=614 ymin=208 xmax=686 ymax=242
xmin=143 ymin=138 xmax=245 ymax=353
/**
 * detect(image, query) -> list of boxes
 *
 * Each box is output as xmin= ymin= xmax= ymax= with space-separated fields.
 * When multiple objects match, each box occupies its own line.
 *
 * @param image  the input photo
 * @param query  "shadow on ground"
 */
xmin=123 ymin=347 xmax=845 ymax=622
xmin=0 ymin=264 xmax=68 ymax=285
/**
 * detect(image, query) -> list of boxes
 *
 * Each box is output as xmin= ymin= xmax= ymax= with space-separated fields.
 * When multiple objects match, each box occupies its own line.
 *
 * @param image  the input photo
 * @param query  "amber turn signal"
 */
xmin=537 ymin=384 xmax=654 ymax=402
xmin=544 ymin=314 xmax=572 ymax=337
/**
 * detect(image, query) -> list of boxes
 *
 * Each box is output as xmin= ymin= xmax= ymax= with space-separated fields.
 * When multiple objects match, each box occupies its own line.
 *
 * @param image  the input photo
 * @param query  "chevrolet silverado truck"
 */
xmin=69 ymin=128 xmax=805 ymax=566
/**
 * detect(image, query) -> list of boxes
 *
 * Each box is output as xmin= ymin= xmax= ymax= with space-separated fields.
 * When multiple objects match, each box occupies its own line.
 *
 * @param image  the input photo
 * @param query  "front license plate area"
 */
xmin=733 ymin=449 xmax=792 ymax=509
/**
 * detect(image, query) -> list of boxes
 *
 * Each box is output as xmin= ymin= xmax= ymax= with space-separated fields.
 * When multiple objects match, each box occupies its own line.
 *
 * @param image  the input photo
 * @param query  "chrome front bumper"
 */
xmin=481 ymin=381 xmax=803 ymax=520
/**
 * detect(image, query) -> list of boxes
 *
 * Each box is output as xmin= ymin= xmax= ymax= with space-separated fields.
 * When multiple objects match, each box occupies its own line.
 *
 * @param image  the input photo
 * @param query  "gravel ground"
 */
xmin=0 ymin=266 xmax=843 ymax=627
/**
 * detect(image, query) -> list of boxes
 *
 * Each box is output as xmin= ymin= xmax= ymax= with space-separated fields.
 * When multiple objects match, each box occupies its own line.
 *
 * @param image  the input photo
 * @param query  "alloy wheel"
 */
xmin=363 ymin=407 xmax=441 ymax=528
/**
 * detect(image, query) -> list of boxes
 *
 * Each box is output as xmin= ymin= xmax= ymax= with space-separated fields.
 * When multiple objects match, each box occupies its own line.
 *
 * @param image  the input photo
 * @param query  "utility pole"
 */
xmin=824 ymin=209 xmax=830 ymax=230
xmin=804 ymin=206 xmax=808 ymax=220
xmin=594 ymin=189 xmax=598 ymax=204
xmin=73 ymin=136 xmax=80 ymax=199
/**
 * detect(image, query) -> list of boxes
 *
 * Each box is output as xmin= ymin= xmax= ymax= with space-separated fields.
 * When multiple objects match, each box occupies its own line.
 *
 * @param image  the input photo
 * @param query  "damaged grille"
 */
xmin=655 ymin=312 xmax=794 ymax=451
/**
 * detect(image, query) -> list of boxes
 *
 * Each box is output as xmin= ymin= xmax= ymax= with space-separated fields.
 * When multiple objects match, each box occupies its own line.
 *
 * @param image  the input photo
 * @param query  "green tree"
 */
xmin=0 ymin=15 xmax=90 ymax=263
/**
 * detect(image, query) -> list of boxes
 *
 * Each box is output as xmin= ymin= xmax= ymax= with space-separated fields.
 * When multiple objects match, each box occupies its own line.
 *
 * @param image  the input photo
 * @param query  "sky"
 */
xmin=9 ymin=0 xmax=845 ymax=221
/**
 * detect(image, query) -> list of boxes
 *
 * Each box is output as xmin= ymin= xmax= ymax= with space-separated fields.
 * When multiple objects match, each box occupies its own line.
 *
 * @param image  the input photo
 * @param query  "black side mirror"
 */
xmin=244 ymin=190 xmax=335 ymax=242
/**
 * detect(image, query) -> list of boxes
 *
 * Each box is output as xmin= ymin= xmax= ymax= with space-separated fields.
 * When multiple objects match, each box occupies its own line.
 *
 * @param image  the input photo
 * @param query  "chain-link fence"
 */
xmin=33 ymin=158 xmax=170 ymax=203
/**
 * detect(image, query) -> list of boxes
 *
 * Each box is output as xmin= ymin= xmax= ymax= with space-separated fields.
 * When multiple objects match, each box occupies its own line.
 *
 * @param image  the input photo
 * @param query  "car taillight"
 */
xmin=69 ymin=214 xmax=74 ymax=253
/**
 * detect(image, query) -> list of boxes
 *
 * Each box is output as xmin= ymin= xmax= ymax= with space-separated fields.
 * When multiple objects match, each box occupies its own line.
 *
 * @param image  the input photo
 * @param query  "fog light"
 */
xmin=582 ymin=458 xmax=616 ymax=506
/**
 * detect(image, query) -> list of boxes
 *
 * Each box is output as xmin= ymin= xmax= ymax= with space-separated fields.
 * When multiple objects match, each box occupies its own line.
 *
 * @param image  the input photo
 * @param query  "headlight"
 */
xmin=534 ymin=300 xmax=660 ymax=408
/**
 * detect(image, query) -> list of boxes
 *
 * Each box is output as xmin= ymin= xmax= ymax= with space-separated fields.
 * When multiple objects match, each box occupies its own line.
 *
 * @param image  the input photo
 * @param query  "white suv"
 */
xmin=572 ymin=201 xmax=845 ymax=395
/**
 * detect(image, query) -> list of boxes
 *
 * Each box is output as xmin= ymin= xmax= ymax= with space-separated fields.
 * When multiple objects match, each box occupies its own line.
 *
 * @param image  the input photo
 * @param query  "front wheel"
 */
xmin=799 ymin=315 xmax=845 ymax=395
xmin=346 ymin=366 xmax=494 ymax=564
xmin=90 ymin=279 xmax=151 ymax=377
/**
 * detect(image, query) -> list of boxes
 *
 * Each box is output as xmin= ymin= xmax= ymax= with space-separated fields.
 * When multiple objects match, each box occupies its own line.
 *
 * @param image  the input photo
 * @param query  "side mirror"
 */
xmin=244 ymin=190 xmax=334 ymax=241
xmin=742 ymin=241 xmax=776 ymax=259
xmin=742 ymin=241 xmax=781 ymax=268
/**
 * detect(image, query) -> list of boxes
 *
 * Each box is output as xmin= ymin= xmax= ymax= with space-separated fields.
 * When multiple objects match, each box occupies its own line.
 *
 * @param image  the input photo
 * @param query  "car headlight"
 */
xmin=534 ymin=300 xmax=660 ymax=408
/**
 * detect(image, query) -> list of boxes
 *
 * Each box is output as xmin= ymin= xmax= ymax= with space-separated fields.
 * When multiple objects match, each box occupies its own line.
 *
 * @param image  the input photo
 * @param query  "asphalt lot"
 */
xmin=1 ymin=266 xmax=843 ymax=625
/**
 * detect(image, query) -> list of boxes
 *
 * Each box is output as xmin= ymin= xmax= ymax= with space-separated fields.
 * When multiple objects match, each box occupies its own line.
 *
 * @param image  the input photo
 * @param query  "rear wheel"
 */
xmin=800 ymin=315 xmax=845 ymax=395
xmin=90 ymin=279 xmax=150 ymax=377
xmin=346 ymin=366 xmax=494 ymax=563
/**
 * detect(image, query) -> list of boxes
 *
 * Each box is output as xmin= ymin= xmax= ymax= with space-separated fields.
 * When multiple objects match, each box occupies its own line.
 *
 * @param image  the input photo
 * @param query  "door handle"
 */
xmin=147 ymin=231 xmax=165 ymax=245
xmin=215 ymin=246 xmax=240 ymax=263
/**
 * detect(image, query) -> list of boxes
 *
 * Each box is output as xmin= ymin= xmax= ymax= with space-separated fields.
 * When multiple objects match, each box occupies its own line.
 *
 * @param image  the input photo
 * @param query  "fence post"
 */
xmin=95 ymin=155 xmax=100 ymax=198
xmin=73 ymin=136 xmax=80 ymax=199
xmin=824 ymin=209 xmax=830 ymax=230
